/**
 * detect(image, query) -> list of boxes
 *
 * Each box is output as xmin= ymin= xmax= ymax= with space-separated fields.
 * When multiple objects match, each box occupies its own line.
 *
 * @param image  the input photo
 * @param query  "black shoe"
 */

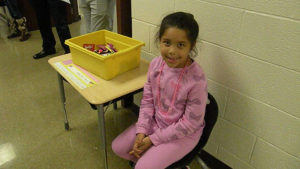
xmin=129 ymin=161 xmax=135 ymax=168
xmin=19 ymin=33 xmax=31 ymax=42
xmin=33 ymin=49 xmax=56 ymax=59
xmin=7 ymin=32 xmax=21 ymax=39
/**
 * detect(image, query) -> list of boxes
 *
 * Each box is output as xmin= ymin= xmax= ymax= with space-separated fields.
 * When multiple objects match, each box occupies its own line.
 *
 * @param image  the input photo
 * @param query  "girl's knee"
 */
xmin=112 ymin=138 xmax=136 ymax=161
xmin=111 ymin=138 xmax=122 ymax=155
xmin=112 ymin=138 xmax=131 ymax=157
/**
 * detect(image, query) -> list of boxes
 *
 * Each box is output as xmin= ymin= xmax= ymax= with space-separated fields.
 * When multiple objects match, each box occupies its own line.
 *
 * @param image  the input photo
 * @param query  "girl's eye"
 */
xmin=177 ymin=43 xmax=185 ymax=48
xmin=162 ymin=40 xmax=170 ymax=46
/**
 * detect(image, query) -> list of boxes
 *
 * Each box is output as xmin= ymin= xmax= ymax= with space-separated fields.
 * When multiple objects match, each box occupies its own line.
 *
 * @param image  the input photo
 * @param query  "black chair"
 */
xmin=166 ymin=92 xmax=219 ymax=169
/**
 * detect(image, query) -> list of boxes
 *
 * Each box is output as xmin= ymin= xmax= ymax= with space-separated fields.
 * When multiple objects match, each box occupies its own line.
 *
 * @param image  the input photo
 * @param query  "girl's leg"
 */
xmin=135 ymin=135 xmax=198 ymax=169
xmin=111 ymin=124 xmax=138 ymax=162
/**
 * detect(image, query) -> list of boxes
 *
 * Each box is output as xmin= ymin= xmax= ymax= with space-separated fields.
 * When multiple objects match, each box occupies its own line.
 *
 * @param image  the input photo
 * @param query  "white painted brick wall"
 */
xmin=238 ymin=12 xmax=300 ymax=72
xmin=131 ymin=0 xmax=300 ymax=168
xmin=251 ymin=139 xmax=300 ymax=169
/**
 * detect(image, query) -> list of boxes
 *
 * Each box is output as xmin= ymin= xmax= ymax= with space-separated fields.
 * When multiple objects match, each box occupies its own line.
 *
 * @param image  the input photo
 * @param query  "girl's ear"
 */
xmin=189 ymin=42 xmax=198 ymax=58
xmin=190 ymin=43 xmax=196 ymax=50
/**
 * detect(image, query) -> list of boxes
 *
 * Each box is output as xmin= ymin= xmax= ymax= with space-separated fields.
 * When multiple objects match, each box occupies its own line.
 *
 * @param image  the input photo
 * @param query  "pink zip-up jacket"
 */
xmin=136 ymin=56 xmax=208 ymax=146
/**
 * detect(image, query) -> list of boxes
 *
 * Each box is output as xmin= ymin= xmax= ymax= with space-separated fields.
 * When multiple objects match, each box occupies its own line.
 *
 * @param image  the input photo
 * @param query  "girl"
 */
xmin=112 ymin=12 xmax=207 ymax=169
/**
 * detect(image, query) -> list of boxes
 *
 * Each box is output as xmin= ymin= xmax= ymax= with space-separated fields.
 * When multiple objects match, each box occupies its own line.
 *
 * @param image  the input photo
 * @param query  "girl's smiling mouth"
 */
xmin=166 ymin=56 xmax=179 ymax=63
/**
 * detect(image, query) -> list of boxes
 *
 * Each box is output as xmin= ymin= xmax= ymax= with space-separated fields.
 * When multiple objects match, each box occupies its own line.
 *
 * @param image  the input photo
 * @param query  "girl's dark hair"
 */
xmin=157 ymin=12 xmax=199 ymax=49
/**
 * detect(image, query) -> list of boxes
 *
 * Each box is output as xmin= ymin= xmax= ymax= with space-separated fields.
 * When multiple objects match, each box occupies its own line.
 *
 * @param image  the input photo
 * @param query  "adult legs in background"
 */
xmin=48 ymin=0 xmax=71 ymax=53
xmin=112 ymin=124 xmax=198 ymax=169
xmin=5 ymin=0 xmax=30 ymax=41
xmin=79 ymin=0 xmax=92 ymax=33
xmin=5 ymin=0 xmax=22 ymax=19
xmin=106 ymin=0 xmax=115 ymax=31
xmin=29 ymin=0 xmax=56 ymax=56
xmin=79 ymin=0 xmax=113 ymax=33
xmin=29 ymin=0 xmax=71 ymax=59
xmin=90 ymin=0 xmax=108 ymax=31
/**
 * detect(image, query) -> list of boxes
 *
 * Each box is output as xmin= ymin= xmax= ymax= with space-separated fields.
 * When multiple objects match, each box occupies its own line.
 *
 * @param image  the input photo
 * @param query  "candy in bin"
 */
xmin=107 ymin=43 xmax=117 ymax=52
xmin=94 ymin=48 xmax=104 ymax=54
xmin=94 ymin=43 xmax=118 ymax=56
xmin=97 ymin=44 xmax=107 ymax=51
xmin=83 ymin=44 xmax=95 ymax=51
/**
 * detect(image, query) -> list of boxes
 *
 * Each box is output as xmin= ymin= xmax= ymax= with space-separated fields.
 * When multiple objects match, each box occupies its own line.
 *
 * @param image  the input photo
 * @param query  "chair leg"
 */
xmin=196 ymin=155 xmax=210 ymax=169
xmin=113 ymin=101 xmax=117 ymax=110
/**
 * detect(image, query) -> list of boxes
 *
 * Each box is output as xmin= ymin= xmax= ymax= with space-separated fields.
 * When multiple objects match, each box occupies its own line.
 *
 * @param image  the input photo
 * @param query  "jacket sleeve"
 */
xmin=149 ymin=81 xmax=207 ymax=146
xmin=135 ymin=61 xmax=155 ymax=135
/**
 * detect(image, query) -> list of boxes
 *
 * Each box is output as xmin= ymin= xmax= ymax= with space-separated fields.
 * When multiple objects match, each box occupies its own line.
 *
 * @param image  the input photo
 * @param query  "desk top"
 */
xmin=48 ymin=54 xmax=149 ymax=104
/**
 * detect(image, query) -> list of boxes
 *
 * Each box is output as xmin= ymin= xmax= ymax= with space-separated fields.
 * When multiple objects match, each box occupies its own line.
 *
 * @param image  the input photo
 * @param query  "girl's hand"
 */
xmin=138 ymin=136 xmax=153 ymax=153
xmin=129 ymin=133 xmax=145 ymax=158
xmin=129 ymin=136 xmax=153 ymax=158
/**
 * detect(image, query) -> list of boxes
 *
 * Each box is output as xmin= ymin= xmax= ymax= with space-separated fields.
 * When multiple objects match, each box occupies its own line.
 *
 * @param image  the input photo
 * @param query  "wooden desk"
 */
xmin=48 ymin=54 xmax=149 ymax=169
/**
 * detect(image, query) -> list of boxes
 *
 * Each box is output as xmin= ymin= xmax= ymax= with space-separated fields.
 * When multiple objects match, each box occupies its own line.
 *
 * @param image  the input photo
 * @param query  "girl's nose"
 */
xmin=168 ymin=45 xmax=176 ymax=55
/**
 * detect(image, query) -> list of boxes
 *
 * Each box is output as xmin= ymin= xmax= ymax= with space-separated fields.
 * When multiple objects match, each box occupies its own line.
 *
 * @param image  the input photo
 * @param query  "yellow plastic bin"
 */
xmin=65 ymin=30 xmax=145 ymax=80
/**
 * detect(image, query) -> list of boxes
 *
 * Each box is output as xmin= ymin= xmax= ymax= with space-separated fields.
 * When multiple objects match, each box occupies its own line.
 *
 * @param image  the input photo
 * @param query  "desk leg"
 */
xmin=96 ymin=104 xmax=108 ymax=169
xmin=57 ymin=73 xmax=70 ymax=130
xmin=113 ymin=102 xmax=117 ymax=110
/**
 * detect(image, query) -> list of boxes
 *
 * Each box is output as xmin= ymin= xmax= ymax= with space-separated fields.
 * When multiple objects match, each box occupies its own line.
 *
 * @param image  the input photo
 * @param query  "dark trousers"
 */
xmin=29 ymin=0 xmax=71 ymax=53
xmin=5 ymin=0 xmax=22 ymax=19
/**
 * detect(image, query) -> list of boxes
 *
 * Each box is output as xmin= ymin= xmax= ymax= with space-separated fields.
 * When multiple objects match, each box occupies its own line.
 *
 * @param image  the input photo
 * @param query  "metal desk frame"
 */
xmin=49 ymin=54 xmax=148 ymax=169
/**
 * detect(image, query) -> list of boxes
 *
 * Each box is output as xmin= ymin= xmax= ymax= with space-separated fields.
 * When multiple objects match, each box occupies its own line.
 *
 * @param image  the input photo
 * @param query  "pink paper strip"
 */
xmin=62 ymin=59 xmax=72 ymax=65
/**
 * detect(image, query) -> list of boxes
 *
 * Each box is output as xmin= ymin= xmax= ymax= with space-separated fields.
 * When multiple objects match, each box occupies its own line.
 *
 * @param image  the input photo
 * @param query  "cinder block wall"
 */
xmin=131 ymin=0 xmax=300 ymax=168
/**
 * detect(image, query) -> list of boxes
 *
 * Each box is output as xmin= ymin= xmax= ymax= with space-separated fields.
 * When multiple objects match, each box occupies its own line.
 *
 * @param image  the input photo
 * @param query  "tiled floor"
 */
xmin=0 ymin=19 xmax=202 ymax=169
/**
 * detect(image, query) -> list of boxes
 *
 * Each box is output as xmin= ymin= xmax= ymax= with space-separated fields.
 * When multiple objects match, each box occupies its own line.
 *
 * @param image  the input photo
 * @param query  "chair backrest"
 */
xmin=166 ymin=92 xmax=219 ymax=169
xmin=198 ymin=93 xmax=219 ymax=148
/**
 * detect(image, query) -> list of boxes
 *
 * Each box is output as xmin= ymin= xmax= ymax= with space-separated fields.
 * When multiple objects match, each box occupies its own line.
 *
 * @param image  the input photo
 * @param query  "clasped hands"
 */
xmin=129 ymin=133 xmax=153 ymax=158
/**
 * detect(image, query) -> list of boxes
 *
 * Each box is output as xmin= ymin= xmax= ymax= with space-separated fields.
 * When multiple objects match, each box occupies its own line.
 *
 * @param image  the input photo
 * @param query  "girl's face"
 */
xmin=160 ymin=27 xmax=192 ymax=68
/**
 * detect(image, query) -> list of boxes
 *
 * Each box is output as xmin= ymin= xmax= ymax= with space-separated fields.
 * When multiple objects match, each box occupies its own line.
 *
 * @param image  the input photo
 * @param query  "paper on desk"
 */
xmin=62 ymin=60 xmax=99 ymax=83
xmin=54 ymin=62 xmax=96 ymax=89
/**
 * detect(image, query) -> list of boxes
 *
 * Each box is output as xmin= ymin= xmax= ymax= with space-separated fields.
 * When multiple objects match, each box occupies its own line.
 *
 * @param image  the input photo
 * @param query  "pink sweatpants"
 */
xmin=112 ymin=124 xmax=199 ymax=169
